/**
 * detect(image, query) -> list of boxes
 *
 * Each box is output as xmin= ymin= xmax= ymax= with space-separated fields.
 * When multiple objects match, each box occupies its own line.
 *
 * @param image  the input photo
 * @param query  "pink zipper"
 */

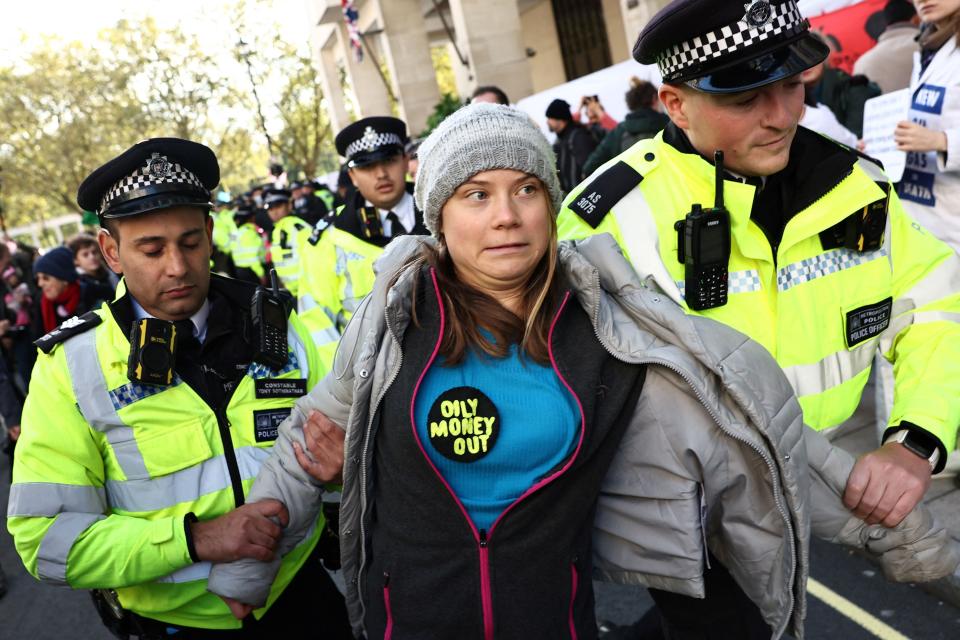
xmin=383 ymin=572 xmax=393 ymax=639
xmin=407 ymin=279 xmax=586 ymax=639
xmin=569 ymin=560 xmax=579 ymax=640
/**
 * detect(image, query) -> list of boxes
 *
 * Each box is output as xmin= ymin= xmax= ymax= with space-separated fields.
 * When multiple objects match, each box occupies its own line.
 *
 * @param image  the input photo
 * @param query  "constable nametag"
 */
xmin=253 ymin=408 xmax=292 ymax=443
xmin=569 ymin=161 xmax=643 ymax=229
xmin=845 ymin=297 xmax=892 ymax=348
xmin=427 ymin=387 xmax=500 ymax=463
xmin=255 ymin=378 xmax=307 ymax=399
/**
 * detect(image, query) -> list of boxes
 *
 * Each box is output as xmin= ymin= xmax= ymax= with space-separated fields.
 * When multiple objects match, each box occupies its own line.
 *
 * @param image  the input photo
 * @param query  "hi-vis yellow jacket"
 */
xmin=297 ymin=209 xmax=386 ymax=371
xmin=7 ymin=279 xmax=325 ymax=629
xmin=558 ymin=131 xmax=960 ymax=460
xmin=231 ymin=222 xmax=265 ymax=280
xmin=269 ymin=214 xmax=309 ymax=296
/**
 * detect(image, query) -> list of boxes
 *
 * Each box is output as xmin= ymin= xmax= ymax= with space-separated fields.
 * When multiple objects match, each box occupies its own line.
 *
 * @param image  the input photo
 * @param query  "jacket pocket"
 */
xmin=383 ymin=572 xmax=393 ymax=640
xmin=116 ymin=418 xmax=212 ymax=480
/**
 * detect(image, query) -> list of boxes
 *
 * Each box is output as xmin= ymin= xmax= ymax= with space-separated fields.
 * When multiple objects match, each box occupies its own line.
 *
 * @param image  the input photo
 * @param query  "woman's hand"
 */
xmin=894 ymin=121 xmax=948 ymax=153
xmin=293 ymin=410 xmax=345 ymax=483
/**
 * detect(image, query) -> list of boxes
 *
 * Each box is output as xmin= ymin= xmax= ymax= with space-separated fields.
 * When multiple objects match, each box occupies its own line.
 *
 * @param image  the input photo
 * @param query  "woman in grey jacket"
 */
xmin=208 ymin=105 xmax=958 ymax=639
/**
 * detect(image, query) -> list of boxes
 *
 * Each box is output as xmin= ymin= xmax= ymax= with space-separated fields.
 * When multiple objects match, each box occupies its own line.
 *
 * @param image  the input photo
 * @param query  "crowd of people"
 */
xmin=2 ymin=0 xmax=960 ymax=638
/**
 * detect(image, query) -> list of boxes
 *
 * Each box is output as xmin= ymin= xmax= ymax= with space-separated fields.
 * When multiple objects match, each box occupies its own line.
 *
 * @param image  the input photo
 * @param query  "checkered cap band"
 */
xmin=345 ymin=131 xmax=404 ymax=160
xmin=100 ymin=153 xmax=207 ymax=213
xmin=657 ymin=1 xmax=807 ymax=81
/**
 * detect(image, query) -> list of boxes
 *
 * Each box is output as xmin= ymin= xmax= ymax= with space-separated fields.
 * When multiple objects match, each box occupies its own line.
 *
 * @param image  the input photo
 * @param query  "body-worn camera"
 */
xmin=675 ymin=150 xmax=731 ymax=311
xmin=251 ymin=270 xmax=289 ymax=370
xmin=127 ymin=318 xmax=179 ymax=385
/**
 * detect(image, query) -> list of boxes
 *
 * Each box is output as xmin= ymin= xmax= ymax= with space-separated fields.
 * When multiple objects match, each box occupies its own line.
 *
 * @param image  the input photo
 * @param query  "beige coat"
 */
xmin=853 ymin=23 xmax=920 ymax=94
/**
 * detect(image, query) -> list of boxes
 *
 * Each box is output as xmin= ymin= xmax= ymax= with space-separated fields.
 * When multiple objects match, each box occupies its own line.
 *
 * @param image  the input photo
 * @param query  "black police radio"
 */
xmin=251 ymin=269 xmax=289 ymax=370
xmin=675 ymin=150 xmax=731 ymax=311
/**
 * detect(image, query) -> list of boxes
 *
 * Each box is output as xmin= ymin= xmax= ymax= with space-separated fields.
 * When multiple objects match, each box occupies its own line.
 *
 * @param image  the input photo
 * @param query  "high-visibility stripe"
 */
xmin=157 ymin=561 xmax=212 ymax=584
xmin=781 ymin=343 xmax=875 ymax=399
xmin=7 ymin=483 xmax=107 ymax=518
xmin=105 ymin=446 xmax=271 ymax=513
xmin=299 ymin=293 xmax=318 ymax=313
xmin=36 ymin=512 xmax=105 ymax=585
xmin=311 ymin=326 xmax=341 ymax=347
xmin=288 ymin=324 xmax=311 ymax=383
xmin=676 ymin=269 xmax=762 ymax=298
xmin=777 ymin=248 xmax=888 ymax=292
xmin=64 ymin=330 xmax=150 ymax=480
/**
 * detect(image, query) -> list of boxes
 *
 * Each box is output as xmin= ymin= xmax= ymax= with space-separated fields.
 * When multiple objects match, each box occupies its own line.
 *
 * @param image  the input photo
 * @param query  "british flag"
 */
xmin=342 ymin=0 xmax=363 ymax=62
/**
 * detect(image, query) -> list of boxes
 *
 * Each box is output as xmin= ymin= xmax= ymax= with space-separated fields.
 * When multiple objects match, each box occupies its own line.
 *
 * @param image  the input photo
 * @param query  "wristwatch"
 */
xmin=883 ymin=428 xmax=941 ymax=470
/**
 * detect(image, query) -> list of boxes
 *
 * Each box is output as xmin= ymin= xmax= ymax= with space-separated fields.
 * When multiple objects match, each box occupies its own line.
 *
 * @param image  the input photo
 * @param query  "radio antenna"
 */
xmin=269 ymin=268 xmax=280 ymax=294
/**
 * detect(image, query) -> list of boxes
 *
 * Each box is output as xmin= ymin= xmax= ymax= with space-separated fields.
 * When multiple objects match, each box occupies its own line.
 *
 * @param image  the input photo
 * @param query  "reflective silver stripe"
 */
xmin=311 ymin=326 xmax=341 ymax=347
xmin=777 ymin=248 xmax=887 ymax=292
xmin=781 ymin=344 xmax=876 ymax=398
xmin=336 ymin=247 xmax=355 ymax=314
xmin=676 ymin=269 xmax=762 ymax=298
xmin=7 ymin=483 xmax=107 ymax=517
xmin=36 ymin=512 xmax=105 ymax=585
xmin=63 ymin=330 xmax=149 ymax=480
xmin=288 ymin=325 xmax=311 ymax=383
xmin=105 ymin=447 xmax=272 ymax=513
xmin=299 ymin=293 xmax=319 ymax=313
xmin=157 ymin=561 xmax=211 ymax=584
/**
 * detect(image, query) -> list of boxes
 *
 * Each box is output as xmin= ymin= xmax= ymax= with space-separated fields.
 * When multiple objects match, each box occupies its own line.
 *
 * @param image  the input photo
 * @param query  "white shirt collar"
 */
xmin=131 ymin=297 xmax=211 ymax=344
xmin=371 ymin=191 xmax=415 ymax=237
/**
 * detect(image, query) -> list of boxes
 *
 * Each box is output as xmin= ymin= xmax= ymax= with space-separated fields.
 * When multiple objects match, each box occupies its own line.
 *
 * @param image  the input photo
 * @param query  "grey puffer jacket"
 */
xmin=208 ymin=233 xmax=959 ymax=639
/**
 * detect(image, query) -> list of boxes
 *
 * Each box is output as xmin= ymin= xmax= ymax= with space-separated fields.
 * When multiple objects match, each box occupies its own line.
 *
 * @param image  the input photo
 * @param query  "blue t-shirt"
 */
xmin=414 ymin=343 xmax=580 ymax=532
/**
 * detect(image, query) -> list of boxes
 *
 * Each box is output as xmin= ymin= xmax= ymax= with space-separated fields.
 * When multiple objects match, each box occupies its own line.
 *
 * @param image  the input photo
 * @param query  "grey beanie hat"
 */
xmin=414 ymin=103 xmax=563 ymax=237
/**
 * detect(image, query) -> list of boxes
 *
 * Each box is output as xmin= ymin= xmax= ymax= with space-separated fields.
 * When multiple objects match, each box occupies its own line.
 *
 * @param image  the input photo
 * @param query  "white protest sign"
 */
xmin=862 ymin=89 xmax=911 ymax=182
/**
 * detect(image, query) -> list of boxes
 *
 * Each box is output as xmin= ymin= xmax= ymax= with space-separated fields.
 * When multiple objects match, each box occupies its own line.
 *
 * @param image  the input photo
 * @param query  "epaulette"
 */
xmin=308 ymin=218 xmax=331 ymax=246
xmin=34 ymin=311 xmax=102 ymax=354
xmin=567 ymin=161 xmax=644 ymax=229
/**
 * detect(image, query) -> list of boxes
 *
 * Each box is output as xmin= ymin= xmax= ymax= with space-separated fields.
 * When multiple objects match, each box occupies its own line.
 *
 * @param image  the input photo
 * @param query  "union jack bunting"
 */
xmin=342 ymin=0 xmax=363 ymax=62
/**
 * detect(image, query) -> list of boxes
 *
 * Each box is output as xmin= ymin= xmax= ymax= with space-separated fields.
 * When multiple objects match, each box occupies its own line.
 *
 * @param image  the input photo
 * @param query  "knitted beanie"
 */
xmin=414 ymin=103 xmax=563 ymax=237
xmin=545 ymin=98 xmax=573 ymax=121
xmin=34 ymin=246 xmax=78 ymax=283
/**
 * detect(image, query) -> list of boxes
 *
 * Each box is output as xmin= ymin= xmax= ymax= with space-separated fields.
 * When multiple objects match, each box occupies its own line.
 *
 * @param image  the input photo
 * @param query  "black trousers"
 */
xmin=130 ymin=553 xmax=353 ymax=639
xmin=648 ymin=556 xmax=771 ymax=640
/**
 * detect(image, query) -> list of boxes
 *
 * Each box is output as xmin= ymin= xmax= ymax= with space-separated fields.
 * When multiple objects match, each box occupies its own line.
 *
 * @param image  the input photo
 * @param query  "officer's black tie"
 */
xmin=385 ymin=211 xmax=406 ymax=238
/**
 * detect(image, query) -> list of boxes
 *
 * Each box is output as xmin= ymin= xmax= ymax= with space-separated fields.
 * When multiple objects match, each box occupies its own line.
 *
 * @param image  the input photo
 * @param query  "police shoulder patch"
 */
xmin=568 ymin=161 xmax=643 ymax=229
xmin=34 ymin=311 xmax=103 ymax=354
xmin=308 ymin=218 xmax=330 ymax=246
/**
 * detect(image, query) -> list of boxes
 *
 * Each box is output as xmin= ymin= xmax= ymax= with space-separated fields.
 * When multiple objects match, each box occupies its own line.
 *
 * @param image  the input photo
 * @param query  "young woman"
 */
xmin=897 ymin=0 xmax=960 ymax=247
xmin=208 ymin=104 xmax=957 ymax=640
xmin=32 ymin=246 xmax=112 ymax=336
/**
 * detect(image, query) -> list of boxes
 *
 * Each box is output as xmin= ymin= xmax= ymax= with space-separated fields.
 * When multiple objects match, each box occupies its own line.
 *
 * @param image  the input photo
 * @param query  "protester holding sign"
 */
xmin=896 ymin=0 xmax=960 ymax=248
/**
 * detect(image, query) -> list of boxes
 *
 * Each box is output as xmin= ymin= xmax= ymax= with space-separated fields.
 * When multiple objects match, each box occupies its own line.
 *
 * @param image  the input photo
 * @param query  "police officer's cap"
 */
xmin=262 ymin=188 xmax=292 ymax=208
xmin=77 ymin=138 xmax=219 ymax=221
xmin=335 ymin=116 xmax=408 ymax=168
xmin=634 ymin=0 xmax=829 ymax=94
xmin=289 ymin=180 xmax=304 ymax=191
xmin=233 ymin=203 xmax=256 ymax=222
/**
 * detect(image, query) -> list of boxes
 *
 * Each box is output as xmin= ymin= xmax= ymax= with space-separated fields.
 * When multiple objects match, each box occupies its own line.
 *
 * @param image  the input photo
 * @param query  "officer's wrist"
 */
xmin=183 ymin=512 xmax=200 ymax=563
xmin=882 ymin=422 xmax=946 ymax=474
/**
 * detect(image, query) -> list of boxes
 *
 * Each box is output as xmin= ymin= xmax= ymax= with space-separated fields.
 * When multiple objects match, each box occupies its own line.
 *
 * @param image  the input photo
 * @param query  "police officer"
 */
xmin=263 ymin=187 xmax=309 ymax=296
xmin=6 ymin=138 xmax=352 ymax=638
xmin=231 ymin=203 xmax=266 ymax=285
xmin=291 ymin=180 xmax=330 ymax=227
xmin=297 ymin=116 xmax=428 ymax=364
xmin=557 ymin=1 xmax=960 ymax=637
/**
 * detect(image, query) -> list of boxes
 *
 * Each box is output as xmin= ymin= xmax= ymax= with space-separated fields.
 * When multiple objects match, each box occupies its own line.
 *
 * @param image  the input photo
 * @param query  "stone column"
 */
xmin=376 ymin=0 xmax=442 ymax=136
xmin=312 ymin=26 xmax=351 ymax=134
xmin=337 ymin=20 xmax=393 ymax=118
xmin=447 ymin=0 xmax=534 ymax=102
xmin=621 ymin=0 xmax=672 ymax=52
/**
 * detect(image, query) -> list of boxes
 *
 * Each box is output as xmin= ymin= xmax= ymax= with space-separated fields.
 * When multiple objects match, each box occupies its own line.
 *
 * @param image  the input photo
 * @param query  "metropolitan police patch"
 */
xmin=845 ymin=297 xmax=892 ymax=348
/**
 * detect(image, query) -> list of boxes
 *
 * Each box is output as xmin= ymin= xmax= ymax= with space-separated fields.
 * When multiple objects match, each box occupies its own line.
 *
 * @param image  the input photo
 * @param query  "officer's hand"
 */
xmin=894 ymin=121 xmax=948 ymax=153
xmin=190 ymin=499 xmax=290 ymax=563
xmin=219 ymin=595 xmax=254 ymax=620
xmin=293 ymin=410 xmax=345 ymax=484
xmin=843 ymin=443 xmax=932 ymax=528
